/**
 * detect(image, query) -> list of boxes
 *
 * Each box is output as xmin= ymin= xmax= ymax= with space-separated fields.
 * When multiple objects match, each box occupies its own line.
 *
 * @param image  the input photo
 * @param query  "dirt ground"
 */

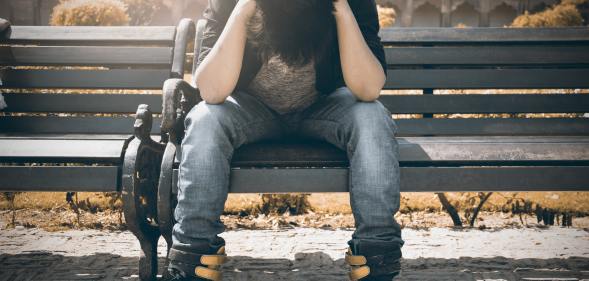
xmin=2 ymin=207 xmax=589 ymax=233
xmin=2 ymin=191 xmax=589 ymax=232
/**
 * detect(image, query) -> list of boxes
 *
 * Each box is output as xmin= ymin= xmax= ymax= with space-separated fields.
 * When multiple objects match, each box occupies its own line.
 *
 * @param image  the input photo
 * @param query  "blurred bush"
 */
xmin=121 ymin=0 xmax=163 ymax=26
xmin=50 ymin=0 xmax=130 ymax=26
xmin=377 ymin=5 xmax=397 ymax=28
xmin=260 ymin=194 xmax=312 ymax=215
xmin=511 ymin=0 xmax=585 ymax=27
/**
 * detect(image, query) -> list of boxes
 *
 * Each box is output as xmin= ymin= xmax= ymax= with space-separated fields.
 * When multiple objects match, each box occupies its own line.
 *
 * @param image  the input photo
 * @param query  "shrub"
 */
xmin=377 ymin=5 xmax=397 ymax=28
xmin=260 ymin=194 xmax=312 ymax=215
xmin=50 ymin=0 xmax=130 ymax=26
xmin=511 ymin=0 xmax=585 ymax=27
xmin=121 ymin=0 xmax=163 ymax=26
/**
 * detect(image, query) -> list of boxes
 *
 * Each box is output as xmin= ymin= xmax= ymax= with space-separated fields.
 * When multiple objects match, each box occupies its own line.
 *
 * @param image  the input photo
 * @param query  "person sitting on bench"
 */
xmin=167 ymin=0 xmax=403 ymax=280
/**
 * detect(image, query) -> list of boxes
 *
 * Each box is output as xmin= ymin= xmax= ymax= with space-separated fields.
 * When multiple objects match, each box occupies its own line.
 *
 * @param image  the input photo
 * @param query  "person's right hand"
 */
xmin=234 ymin=0 xmax=257 ymax=20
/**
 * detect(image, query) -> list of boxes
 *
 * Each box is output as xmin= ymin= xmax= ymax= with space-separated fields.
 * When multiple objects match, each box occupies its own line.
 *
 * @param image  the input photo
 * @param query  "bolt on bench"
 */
xmin=148 ymin=20 xmax=589 ymax=280
xmin=0 ymin=18 xmax=195 ymax=280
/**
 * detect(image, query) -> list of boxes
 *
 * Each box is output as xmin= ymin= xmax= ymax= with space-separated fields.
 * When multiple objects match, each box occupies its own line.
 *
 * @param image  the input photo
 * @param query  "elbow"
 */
xmin=351 ymin=74 xmax=385 ymax=102
xmin=199 ymin=87 xmax=228 ymax=104
xmin=195 ymin=74 xmax=230 ymax=105
xmin=355 ymin=88 xmax=381 ymax=102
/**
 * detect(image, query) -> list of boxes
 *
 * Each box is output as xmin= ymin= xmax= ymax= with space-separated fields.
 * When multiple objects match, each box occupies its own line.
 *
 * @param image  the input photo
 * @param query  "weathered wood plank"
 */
xmin=0 ymin=166 xmax=119 ymax=192
xmin=0 ymin=116 xmax=155 ymax=135
xmin=385 ymin=46 xmax=589 ymax=65
xmin=380 ymin=27 xmax=589 ymax=43
xmin=2 ymin=93 xmax=162 ymax=113
xmin=0 ymin=133 xmax=133 ymax=140
xmin=171 ymin=166 xmax=589 ymax=193
xmin=5 ymin=93 xmax=586 ymax=115
xmin=398 ymin=118 xmax=589 ymax=136
xmin=230 ymin=136 xmax=589 ymax=167
xmin=0 ymin=46 xmax=173 ymax=66
xmin=1 ymin=26 xmax=176 ymax=45
xmin=2 ymin=116 xmax=588 ymax=136
xmin=384 ymin=69 xmax=589 ymax=89
xmin=378 ymin=94 xmax=589 ymax=114
xmin=0 ymin=139 xmax=127 ymax=163
xmin=1 ymin=69 xmax=172 ymax=89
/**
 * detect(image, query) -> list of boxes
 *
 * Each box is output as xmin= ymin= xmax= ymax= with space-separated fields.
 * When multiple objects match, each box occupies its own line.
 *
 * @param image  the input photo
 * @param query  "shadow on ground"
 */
xmin=0 ymin=252 xmax=588 ymax=281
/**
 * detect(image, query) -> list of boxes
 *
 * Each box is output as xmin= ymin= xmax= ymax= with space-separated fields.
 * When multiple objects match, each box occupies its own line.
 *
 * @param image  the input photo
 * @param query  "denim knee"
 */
xmin=181 ymin=101 xmax=243 ymax=162
xmin=185 ymin=101 xmax=227 ymax=133
xmin=347 ymin=101 xmax=398 ymax=145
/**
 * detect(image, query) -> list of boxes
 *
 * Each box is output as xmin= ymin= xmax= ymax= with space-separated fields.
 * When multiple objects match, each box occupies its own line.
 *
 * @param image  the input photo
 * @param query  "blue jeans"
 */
xmin=173 ymin=87 xmax=403 ymax=251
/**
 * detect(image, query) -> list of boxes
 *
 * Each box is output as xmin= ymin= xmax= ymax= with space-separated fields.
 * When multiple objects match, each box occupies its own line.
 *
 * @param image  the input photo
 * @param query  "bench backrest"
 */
xmin=6 ymin=21 xmax=585 ymax=138
xmin=377 ymin=27 xmax=589 ymax=137
xmin=195 ymin=22 xmax=589 ymax=138
xmin=0 ymin=20 xmax=194 ymax=135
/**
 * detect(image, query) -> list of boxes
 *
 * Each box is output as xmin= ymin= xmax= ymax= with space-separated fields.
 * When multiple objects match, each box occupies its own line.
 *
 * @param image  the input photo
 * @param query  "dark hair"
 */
xmin=248 ymin=0 xmax=335 ymax=66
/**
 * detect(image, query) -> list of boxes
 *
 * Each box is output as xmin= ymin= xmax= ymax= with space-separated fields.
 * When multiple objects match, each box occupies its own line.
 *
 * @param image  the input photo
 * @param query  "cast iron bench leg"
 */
xmin=123 ymin=104 xmax=165 ymax=281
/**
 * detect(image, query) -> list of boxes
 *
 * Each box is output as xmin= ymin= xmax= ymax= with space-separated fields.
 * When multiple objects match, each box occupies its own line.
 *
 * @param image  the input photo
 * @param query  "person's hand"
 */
xmin=234 ymin=0 xmax=257 ymax=20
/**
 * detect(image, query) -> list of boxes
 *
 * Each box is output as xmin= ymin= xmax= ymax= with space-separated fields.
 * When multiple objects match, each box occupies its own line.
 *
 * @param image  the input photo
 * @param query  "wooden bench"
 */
xmin=0 ymin=18 xmax=195 ymax=280
xmin=150 ymin=20 xmax=589 ymax=279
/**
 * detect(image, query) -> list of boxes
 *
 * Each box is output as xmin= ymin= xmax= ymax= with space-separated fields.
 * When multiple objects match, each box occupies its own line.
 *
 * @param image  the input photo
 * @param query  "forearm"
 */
xmin=335 ymin=5 xmax=386 ymax=102
xmin=194 ymin=5 xmax=252 ymax=104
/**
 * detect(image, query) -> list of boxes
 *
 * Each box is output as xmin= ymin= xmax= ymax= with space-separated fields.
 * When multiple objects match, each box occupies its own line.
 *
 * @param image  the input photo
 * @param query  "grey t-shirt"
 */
xmin=246 ymin=55 xmax=319 ymax=115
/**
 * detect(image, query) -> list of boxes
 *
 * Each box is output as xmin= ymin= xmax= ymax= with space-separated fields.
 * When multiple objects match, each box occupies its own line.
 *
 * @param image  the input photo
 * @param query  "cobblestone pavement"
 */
xmin=1 ymin=226 xmax=588 ymax=280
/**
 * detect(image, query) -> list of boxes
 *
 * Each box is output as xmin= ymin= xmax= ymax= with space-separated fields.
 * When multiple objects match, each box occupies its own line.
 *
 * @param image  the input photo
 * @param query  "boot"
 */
xmin=167 ymin=243 xmax=228 ymax=281
xmin=345 ymin=240 xmax=401 ymax=281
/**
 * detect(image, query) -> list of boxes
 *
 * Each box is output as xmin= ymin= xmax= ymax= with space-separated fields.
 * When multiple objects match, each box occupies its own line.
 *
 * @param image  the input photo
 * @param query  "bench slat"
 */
xmin=0 ymin=166 xmax=119 ymax=192
xmin=2 ymin=116 xmax=588 ymax=136
xmin=0 ymin=46 xmax=173 ymax=66
xmin=399 ymin=118 xmax=589 ymax=136
xmin=0 ymin=133 xmax=133 ymax=140
xmin=3 ymin=93 xmax=162 ymax=113
xmin=4 ymin=93 xmax=587 ymax=115
xmin=385 ymin=69 xmax=589 ymax=89
xmin=379 ymin=94 xmax=589 ymax=114
xmin=0 ymin=116 xmax=150 ymax=135
xmin=0 ymin=139 xmax=127 ymax=163
xmin=379 ymin=27 xmax=589 ymax=43
xmin=385 ymin=46 xmax=589 ymax=65
xmin=1 ymin=26 xmax=176 ymax=45
xmin=229 ymin=137 xmax=589 ymax=167
xmin=216 ymin=166 xmax=589 ymax=193
xmin=1 ymin=69 xmax=172 ymax=89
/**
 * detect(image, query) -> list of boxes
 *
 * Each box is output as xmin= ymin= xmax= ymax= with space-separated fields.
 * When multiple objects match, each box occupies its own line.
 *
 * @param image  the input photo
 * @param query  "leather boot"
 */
xmin=345 ymin=240 xmax=402 ymax=281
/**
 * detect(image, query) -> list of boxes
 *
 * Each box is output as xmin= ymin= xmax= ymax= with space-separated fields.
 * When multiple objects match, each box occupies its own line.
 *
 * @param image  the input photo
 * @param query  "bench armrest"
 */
xmin=161 ymin=78 xmax=201 ymax=142
xmin=171 ymin=18 xmax=196 ymax=78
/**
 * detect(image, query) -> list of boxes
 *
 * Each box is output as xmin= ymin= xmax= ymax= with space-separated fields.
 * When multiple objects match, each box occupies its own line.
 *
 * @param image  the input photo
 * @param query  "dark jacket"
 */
xmin=197 ymin=0 xmax=386 ymax=95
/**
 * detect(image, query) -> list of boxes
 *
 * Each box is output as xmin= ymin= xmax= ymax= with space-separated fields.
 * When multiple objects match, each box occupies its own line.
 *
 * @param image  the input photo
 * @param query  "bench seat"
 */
xmin=226 ymin=136 xmax=589 ymax=167
xmin=167 ymin=136 xmax=589 ymax=193
xmin=0 ymin=136 xmax=128 ymax=163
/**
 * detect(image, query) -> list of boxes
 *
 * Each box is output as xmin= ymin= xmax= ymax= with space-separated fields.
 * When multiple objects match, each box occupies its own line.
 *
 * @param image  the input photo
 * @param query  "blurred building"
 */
xmin=380 ymin=0 xmax=560 ymax=27
xmin=0 ymin=0 xmax=582 ymax=27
